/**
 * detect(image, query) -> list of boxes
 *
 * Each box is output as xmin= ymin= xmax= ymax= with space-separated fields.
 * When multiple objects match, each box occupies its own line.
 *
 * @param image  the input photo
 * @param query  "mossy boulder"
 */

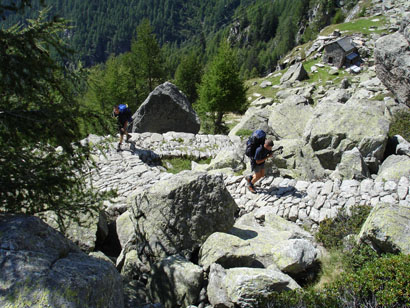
xmin=358 ymin=202 xmax=410 ymax=254
xmin=268 ymin=95 xmax=314 ymax=140
xmin=199 ymin=209 xmax=319 ymax=275
xmin=41 ymin=209 xmax=109 ymax=253
xmin=192 ymin=150 xmax=245 ymax=173
xmin=128 ymin=171 xmax=238 ymax=263
xmin=148 ymin=255 xmax=204 ymax=308
xmin=304 ymin=101 xmax=389 ymax=171
xmin=0 ymin=214 xmax=123 ymax=308
xmin=376 ymin=155 xmax=410 ymax=182
xmin=116 ymin=210 xmax=135 ymax=249
xmin=207 ymin=263 xmax=300 ymax=308
xmin=228 ymin=107 xmax=274 ymax=138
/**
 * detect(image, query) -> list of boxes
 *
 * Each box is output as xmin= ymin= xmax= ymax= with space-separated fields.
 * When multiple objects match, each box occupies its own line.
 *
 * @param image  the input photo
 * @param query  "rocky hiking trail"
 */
xmin=88 ymin=132 xmax=410 ymax=231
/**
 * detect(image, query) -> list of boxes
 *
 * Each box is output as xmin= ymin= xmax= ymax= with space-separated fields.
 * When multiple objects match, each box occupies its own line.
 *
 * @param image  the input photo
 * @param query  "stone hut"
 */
xmin=323 ymin=36 xmax=360 ymax=68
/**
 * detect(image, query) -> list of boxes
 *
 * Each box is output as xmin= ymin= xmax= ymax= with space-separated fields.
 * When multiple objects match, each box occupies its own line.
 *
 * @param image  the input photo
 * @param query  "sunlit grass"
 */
xmin=162 ymin=157 xmax=212 ymax=174
xmin=320 ymin=16 xmax=389 ymax=36
xmin=314 ymin=249 xmax=345 ymax=290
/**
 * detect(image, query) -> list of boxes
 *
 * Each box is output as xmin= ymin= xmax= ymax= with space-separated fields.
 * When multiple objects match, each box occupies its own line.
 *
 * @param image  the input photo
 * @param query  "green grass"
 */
xmin=235 ymin=128 xmax=253 ymax=138
xmin=245 ymin=69 xmax=285 ymax=99
xmin=303 ymin=58 xmax=351 ymax=87
xmin=162 ymin=157 xmax=212 ymax=174
xmin=314 ymin=249 xmax=345 ymax=290
xmin=389 ymin=110 xmax=410 ymax=141
xmin=320 ymin=16 xmax=388 ymax=37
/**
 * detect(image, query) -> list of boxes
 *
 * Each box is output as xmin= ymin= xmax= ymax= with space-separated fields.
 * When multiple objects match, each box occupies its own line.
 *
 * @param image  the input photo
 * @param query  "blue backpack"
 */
xmin=118 ymin=104 xmax=133 ymax=122
xmin=245 ymin=130 xmax=266 ymax=158
xmin=118 ymin=104 xmax=128 ymax=113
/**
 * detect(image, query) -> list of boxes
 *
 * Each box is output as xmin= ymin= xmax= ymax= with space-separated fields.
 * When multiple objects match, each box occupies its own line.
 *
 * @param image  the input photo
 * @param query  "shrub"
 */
xmin=342 ymin=243 xmax=379 ymax=272
xmin=266 ymin=254 xmax=410 ymax=308
xmin=389 ymin=110 xmax=410 ymax=142
xmin=315 ymin=205 xmax=372 ymax=249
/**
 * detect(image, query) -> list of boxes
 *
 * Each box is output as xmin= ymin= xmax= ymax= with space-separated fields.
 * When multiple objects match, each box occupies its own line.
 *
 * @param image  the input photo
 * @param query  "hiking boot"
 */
xmin=117 ymin=143 xmax=122 ymax=152
xmin=248 ymin=185 xmax=257 ymax=194
xmin=125 ymin=134 xmax=131 ymax=143
xmin=246 ymin=175 xmax=253 ymax=185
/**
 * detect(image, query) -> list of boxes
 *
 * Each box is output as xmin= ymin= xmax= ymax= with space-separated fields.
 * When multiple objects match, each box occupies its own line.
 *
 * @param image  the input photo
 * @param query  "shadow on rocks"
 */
xmin=258 ymin=185 xmax=306 ymax=199
xmin=128 ymin=142 xmax=161 ymax=167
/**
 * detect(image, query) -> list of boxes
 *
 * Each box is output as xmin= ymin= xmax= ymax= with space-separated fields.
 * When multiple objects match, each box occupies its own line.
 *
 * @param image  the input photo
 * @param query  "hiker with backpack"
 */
xmin=245 ymin=130 xmax=282 ymax=193
xmin=112 ymin=104 xmax=133 ymax=152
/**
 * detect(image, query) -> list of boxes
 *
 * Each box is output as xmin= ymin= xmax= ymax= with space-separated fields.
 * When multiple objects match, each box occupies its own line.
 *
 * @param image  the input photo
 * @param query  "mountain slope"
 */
xmin=2 ymin=0 xmax=358 ymax=72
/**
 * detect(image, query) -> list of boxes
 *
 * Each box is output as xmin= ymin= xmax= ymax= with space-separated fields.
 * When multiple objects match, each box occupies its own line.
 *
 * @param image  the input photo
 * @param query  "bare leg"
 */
xmin=251 ymin=168 xmax=265 ymax=185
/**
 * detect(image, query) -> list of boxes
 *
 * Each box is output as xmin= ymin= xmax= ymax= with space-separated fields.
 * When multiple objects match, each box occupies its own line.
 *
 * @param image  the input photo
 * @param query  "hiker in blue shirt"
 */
xmin=113 ymin=104 xmax=133 ymax=152
xmin=246 ymin=139 xmax=274 ymax=193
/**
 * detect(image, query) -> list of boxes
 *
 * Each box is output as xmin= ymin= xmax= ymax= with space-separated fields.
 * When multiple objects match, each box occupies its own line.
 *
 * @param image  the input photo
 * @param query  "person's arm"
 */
xmin=255 ymin=152 xmax=272 ymax=164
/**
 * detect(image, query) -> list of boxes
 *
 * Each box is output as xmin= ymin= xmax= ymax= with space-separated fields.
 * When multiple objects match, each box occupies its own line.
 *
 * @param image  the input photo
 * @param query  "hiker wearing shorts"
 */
xmin=113 ymin=105 xmax=132 ymax=151
xmin=246 ymin=139 xmax=274 ymax=193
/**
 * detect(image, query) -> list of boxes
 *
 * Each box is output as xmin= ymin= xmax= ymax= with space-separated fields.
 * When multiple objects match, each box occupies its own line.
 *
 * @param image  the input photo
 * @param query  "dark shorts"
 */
xmin=251 ymin=160 xmax=265 ymax=173
xmin=118 ymin=124 xmax=129 ymax=135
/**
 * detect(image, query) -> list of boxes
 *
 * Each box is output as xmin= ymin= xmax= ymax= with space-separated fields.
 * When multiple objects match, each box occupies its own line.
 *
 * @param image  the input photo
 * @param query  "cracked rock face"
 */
xmin=0 ymin=214 xmax=124 ymax=308
xmin=128 ymin=171 xmax=239 ymax=263
xmin=132 ymin=82 xmax=201 ymax=134
xmin=375 ymin=13 xmax=410 ymax=107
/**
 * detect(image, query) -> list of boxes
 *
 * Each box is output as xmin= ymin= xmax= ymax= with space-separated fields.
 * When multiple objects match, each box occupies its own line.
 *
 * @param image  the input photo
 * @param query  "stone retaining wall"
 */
xmin=88 ymin=132 xmax=409 ymax=230
xmin=225 ymin=175 xmax=410 ymax=230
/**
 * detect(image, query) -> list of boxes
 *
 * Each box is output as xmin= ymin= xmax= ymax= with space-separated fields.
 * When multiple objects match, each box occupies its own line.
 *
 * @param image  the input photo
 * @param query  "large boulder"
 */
xmin=376 ymin=155 xmax=410 ymax=182
xmin=270 ymin=139 xmax=326 ymax=180
xmin=393 ymin=135 xmax=410 ymax=157
xmin=228 ymin=107 xmax=274 ymax=138
xmin=303 ymin=101 xmax=390 ymax=172
xmin=375 ymin=33 xmax=410 ymax=106
xmin=41 ymin=209 xmax=109 ymax=253
xmin=128 ymin=171 xmax=238 ymax=262
xmin=268 ymin=95 xmax=314 ymax=140
xmin=132 ymin=82 xmax=200 ymax=134
xmin=375 ymin=14 xmax=410 ymax=107
xmin=358 ymin=202 xmax=410 ymax=254
xmin=148 ymin=255 xmax=204 ymax=308
xmin=116 ymin=210 xmax=135 ymax=249
xmin=331 ymin=147 xmax=370 ymax=180
xmin=192 ymin=150 xmax=245 ymax=173
xmin=199 ymin=209 xmax=319 ymax=276
xmin=207 ymin=263 xmax=300 ymax=308
xmin=280 ymin=63 xmax=308 ymax=84
xmin=0 ymin=214 xmax=123 ymax=308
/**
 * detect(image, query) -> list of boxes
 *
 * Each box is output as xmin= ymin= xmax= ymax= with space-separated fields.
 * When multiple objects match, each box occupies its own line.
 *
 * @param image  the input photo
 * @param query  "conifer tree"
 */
xmin=196 ymin=42 xmax=247 ymax=134
xmin=0 ymin=7 xmax=114 ymax=220
xmin=129 ymin=18 xmax=164 ymax=102
xmin=174 ymin=50 xmax=203 ymax=104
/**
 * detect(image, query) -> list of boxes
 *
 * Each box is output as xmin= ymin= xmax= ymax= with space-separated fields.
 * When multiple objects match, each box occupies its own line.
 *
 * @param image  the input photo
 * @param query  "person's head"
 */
xmin=113 ymin=105 xmax=119 ymax=115
xmin=264 ymin=139 xmax=273 ymax=150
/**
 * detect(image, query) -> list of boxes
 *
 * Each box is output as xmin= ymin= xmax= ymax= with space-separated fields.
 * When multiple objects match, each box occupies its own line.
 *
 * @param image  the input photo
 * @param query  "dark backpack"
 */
xmin=245 ymin=130 xmax=266 ymax=158
xmin=118 ymin=104 xmax=133 ymax=122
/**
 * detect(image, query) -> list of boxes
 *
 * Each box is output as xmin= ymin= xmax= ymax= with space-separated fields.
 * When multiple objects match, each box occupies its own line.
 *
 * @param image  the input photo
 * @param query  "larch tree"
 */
xmin=129 ymin=18 xmax=165 ymax=103
xmin=196 ymin=42 xmax=248 ymax=134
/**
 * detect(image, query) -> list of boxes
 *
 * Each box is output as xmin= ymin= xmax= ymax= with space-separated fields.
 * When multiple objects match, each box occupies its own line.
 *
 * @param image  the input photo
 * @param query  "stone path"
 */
xmin=88 ymin=133 xmax=409 ymax=229
xmin=225 ymin=174 xmax=409 ymax=230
